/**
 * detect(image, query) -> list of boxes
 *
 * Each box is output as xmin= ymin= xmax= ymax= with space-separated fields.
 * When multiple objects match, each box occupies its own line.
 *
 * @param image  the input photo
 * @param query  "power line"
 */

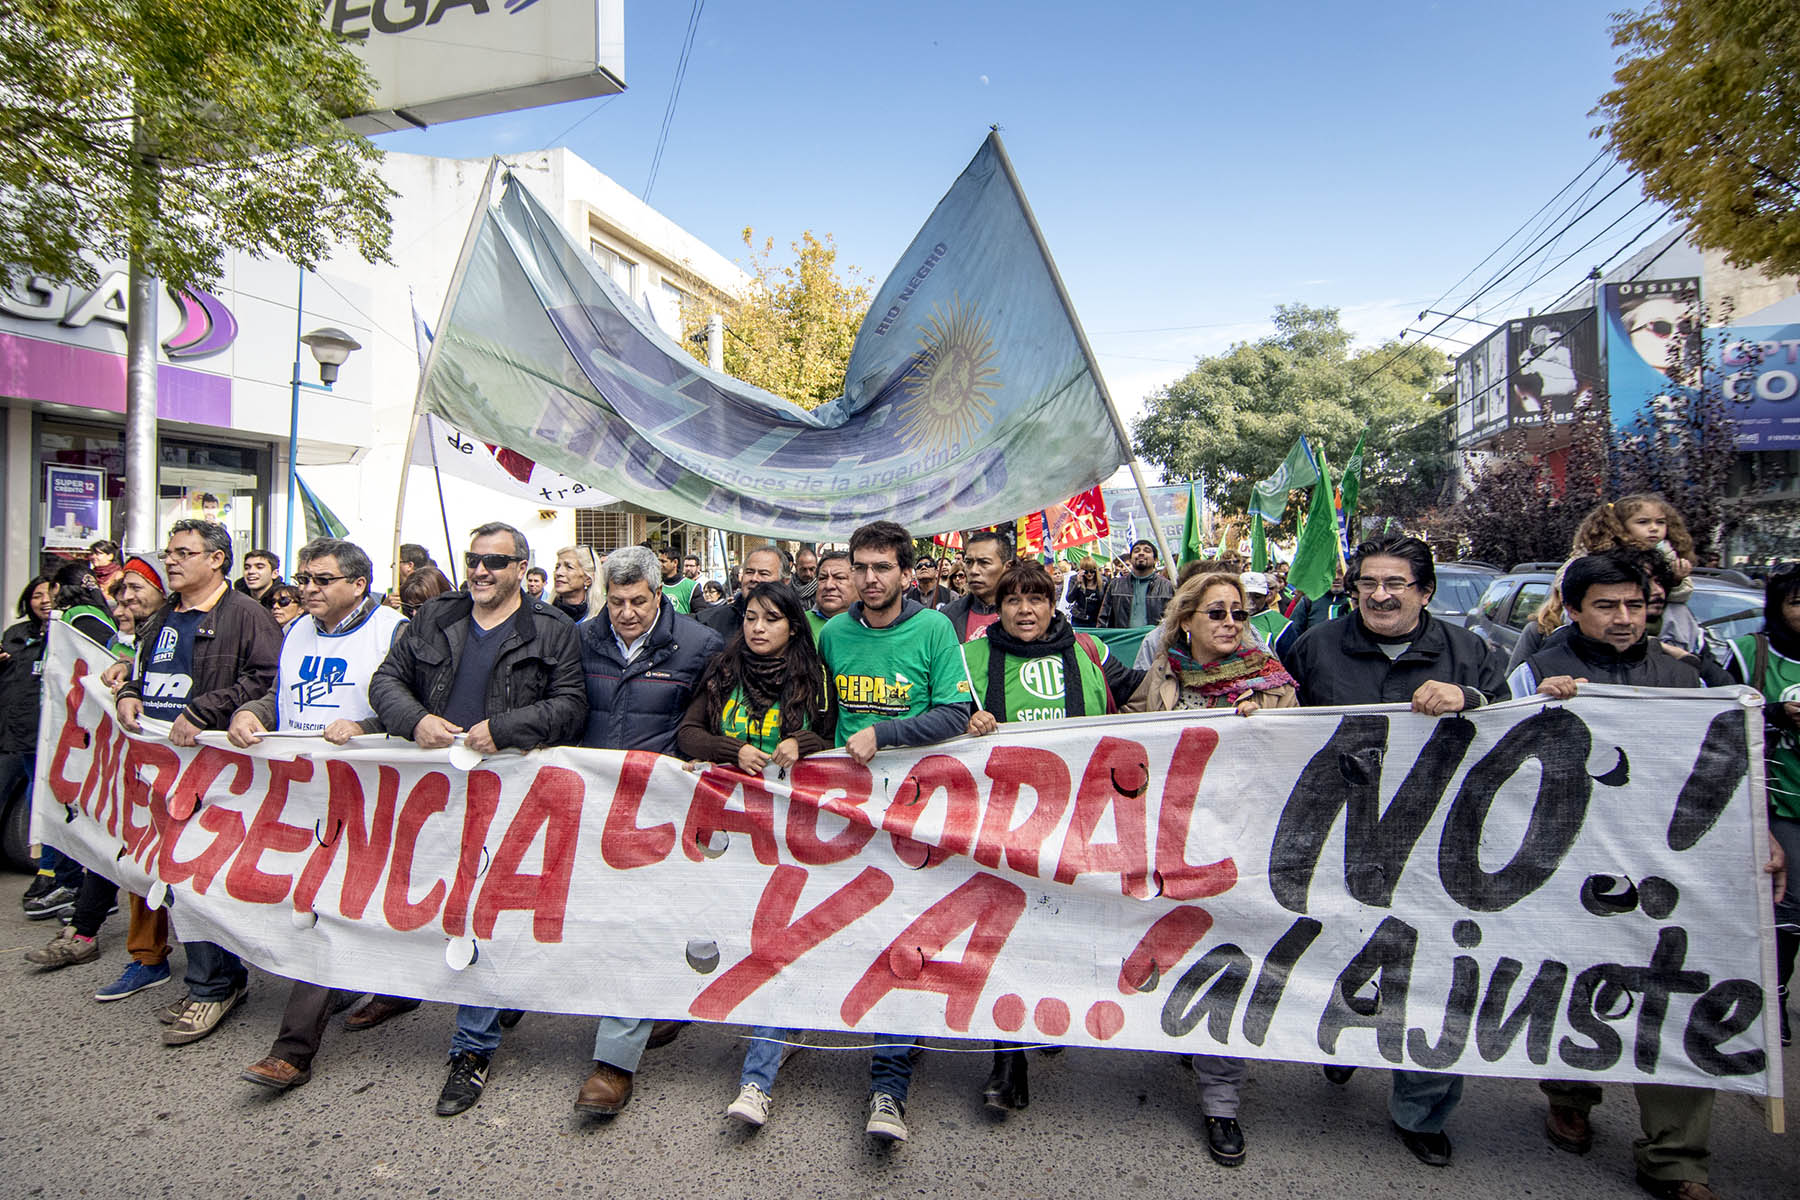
xmin=643 ymin=0 xmax=705 ymax=203
xmin=547 ymin=94 xmax=621 ymax=149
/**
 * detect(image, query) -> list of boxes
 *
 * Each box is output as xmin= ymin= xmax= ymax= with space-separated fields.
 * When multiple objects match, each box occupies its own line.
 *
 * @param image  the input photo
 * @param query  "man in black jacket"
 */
xmin=1510 ymin=550 xmax=1775 ymax=1200
xmin=115 ymin=519 xmax=280 ymax=1047
xmin=697 ymin=545 xmax=787 ymax=640
xmin=1284 ymin=535 xmax=1507 ymax=1169
xmin=572 ymin=545 xmax=723 ymax=1118
xmin=1096 ymin=539 xmax=1175 ymax=629
xmin=369 ymin=521 xmax=587 ymax=1118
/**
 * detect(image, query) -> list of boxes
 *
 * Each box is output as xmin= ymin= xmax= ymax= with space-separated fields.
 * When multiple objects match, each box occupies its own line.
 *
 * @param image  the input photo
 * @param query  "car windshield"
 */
xmin=1429 ymin=571 xmax=1490 ymax=615
xmin=1687 ymin=585 xmax=1763 ymax=642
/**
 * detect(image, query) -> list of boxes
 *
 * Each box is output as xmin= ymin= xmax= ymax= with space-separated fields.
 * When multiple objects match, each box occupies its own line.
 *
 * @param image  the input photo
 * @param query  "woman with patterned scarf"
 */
xmin=1122 ymin=570 xmax=1297 ymax=1169
xmin=961 ymin=560 xmax=1144 ymax=1120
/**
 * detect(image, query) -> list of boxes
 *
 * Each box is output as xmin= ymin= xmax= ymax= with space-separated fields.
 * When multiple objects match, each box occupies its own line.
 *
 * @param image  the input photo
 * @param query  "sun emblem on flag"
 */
xmin=896 ymin=296 xmax=1000 ymax=453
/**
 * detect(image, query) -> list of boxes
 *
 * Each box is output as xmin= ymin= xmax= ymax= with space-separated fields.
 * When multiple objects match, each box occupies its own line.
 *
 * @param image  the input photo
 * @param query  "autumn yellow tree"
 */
xmin=685 ymin=229 xmax=871 ymax=410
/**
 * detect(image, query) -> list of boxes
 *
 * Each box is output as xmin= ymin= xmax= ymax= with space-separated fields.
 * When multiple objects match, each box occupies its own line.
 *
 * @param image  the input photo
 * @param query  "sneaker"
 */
xmin=96 ymin=960 xmax=172 ymax=1001
xmin=23 ymin=885 xmax=77 ymax=921
xmin=24 ymin=927 xmax=99 ymax=968
xmin=436 ymin=1051 xmax=491 ymax=1117
xmin=156 ymin=993 xmax=192 ymax=1025
xmin=727 ymin=1083 xmax=772 ymax=1127
xmin=21 ymin=873 xmax=56 ymax=907
xmin=865 ymin=1092 xmax=908 ymax=1142
xmin=161 ymin=983 xmax=247 ymax=1046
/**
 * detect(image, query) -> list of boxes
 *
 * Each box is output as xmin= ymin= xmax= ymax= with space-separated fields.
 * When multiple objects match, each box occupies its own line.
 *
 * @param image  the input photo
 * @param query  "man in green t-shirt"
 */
xmin=816 ymin=520 xmax=973 ymax=1146
xmin=657 ymin=546 xmax=697 ymax=614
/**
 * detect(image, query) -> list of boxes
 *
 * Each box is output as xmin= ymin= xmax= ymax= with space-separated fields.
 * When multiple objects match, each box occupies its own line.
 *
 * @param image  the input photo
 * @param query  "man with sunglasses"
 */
xmin=223 ymin=537 xmax=413 ymax=1092
xmin=370 ymin=522 xmax=587 ymax=1117
xmin=114 ymin=519 xmax=280 ymax=1047
xmin=1282 ymin=535 xmax=1506 ymax=1169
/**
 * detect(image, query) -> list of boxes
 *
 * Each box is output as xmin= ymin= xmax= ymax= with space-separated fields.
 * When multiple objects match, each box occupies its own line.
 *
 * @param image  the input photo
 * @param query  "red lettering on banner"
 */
xmin=601 ymin=750 xmax=675 ymax=869
xmin=155 ymin=748 xmax=255 ymax=893
xmin=442 ymin=771 xmax=502 ymax=936
xmin=1156 ymin=727 xmax=1237 ymax=900
xmin=841 ymin=872 xmax=1027 ymax=1031
xmin=382 ymin=772 xmax=451 ymax=931
xmin=973 ymin=746 xmax=1072 ymax=875
xmin=690 ymin=865 xmax=894 ymax=1021
xmin=785 ymin=759 xmax=876 ymax=865
xmin=78 ymin=714 xmax=122 ymax=833
xmin=1119 ymin=906 xmax=1215 ymax=994
xmin=44 ymin=660 xmax=92 ymax=810
xmin=295 ymin=763 xmax=399 ymax=919
xmin=123 ymin=740 xmax=181 ymax=863
xmin=882 ymin=755 xmax=981 ymax=869
xmin=224 ymin=758 xmax=316 ymax=905
xmin=683 ymin=769 xmax=780 ymax=865
xmin=1055 ymin=737 xmax=1151 ymax=898
xmin=473 ymin=766 xmax=584 ymax=942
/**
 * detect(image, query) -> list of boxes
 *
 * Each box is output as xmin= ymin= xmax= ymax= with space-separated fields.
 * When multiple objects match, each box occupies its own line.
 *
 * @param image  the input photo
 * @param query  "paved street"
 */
xmin=0 ymin=866 xmax=1792 ymax=1200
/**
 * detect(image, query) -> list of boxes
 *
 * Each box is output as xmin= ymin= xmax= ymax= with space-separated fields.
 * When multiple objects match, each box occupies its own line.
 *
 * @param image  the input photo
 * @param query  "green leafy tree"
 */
xmin=1596 ymin=0 xmax=1800 ymax=273
xmin=0 ymin=0 xmax=393 ymax=289
xmin=1133 ymin=304 xmax=1452 ymax=521
xmin=685 ymin=229 xmax=871 ymax=410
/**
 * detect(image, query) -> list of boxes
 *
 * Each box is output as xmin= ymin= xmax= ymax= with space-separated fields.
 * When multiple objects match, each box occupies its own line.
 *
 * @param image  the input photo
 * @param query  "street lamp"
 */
xmin=285 ymin=269 xmax=362 ymax=568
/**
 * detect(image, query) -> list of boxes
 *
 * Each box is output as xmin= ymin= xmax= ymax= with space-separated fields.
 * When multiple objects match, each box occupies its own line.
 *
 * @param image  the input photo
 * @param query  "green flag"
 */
xmin=1178 ymin=482 xmax=1202 ymax=569
xmin=1249 ymin=438 xmax=1320 ymax=523
xmin=1339 ymin=430 xmax=1367 ymax=531
xmin=1251 ymin=512 xmax=1268 ymax=572
xmin=296 ymin=474 xmax=349 ymax=541
xmin=1289 ymin=446 xmax=1340 ymax=601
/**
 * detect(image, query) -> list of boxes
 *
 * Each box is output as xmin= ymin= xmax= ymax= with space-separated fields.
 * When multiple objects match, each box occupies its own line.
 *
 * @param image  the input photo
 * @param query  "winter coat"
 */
xmin=117 ymin=588 xmax=280 ymax=731
xmin=1096 ymin=572 xmax=1176 ymax=629
xmin=1286 ymin=610 xmax=1507 ymax=709
xmin=579 ymin=597 xmax=723 ymax=754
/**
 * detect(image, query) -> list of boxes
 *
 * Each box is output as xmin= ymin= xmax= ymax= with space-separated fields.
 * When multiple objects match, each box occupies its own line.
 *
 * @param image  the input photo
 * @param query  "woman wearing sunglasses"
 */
xmin=1122 ymin=571 xmax=1296 ymax=1169
xmin=263 ymin=583 xmax=304 ymax=628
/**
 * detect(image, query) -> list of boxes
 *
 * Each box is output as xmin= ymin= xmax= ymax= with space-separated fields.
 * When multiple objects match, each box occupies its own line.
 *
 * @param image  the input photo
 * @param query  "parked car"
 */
xmin=1466 ymin=563 xmax=1760 ymax=665
xmin=1427 ymin=561 xmax=1502 ymax=628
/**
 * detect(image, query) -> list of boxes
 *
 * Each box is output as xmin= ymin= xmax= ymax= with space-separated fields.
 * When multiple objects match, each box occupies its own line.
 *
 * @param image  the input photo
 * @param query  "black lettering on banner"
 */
xmin=1475 ymin=957 xmax=1570 ymax=1064
xmin=1438 ymin=708 xmax=1591 ymax=912
xmin=1269 ymin=716 xmax=1474 ymax=914
xmin=1316 ymin=916 xmax=1416 ymax=1062
xmin=1683 ymin=979 xmax=1767 ymax=1076
xmin=1667 ymin=711 xmax=1750 ymax=851
xmin=1558 ymin=927 xmax=1710 ymax=1073
xmin=1633 ymin=927 xmax=1710 ymax=1072
xmin=1162 ymin=944 xmax=1251 ymax=1041
xmin=1241 ymin=917 xmax=1323 ymax=1046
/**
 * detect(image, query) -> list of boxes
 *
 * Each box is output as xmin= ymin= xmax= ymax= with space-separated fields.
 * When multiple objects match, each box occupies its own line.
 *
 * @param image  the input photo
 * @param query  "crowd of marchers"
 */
xmin=0 ymin=495 xmax=1791 ymax=1200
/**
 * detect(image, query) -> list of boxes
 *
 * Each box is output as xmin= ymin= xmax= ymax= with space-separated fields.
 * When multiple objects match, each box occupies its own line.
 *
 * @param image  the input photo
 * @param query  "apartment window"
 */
xmin=575 ymin=508 xmax=633 ymax=555
xmin=588 ymin=238 xmax=638 ymax=297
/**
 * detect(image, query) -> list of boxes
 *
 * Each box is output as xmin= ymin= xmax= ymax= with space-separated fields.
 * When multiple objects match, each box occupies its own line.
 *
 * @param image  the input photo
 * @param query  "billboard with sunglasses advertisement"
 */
xmin=1601 ymin=278 xmax=1701 ymax=432
xmin=1713 ymin=322 xmax=1800 ymax=448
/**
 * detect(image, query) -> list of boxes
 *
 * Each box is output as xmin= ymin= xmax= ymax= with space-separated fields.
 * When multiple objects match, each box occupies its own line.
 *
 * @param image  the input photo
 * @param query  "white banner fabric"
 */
xmin=32 ymin=624 xmax=1782 ymax=1096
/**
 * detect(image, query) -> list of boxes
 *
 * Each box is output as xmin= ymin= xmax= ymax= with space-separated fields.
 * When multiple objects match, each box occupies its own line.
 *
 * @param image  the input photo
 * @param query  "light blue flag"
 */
xmin=417 ymin=132 xmax=1126 ymax=539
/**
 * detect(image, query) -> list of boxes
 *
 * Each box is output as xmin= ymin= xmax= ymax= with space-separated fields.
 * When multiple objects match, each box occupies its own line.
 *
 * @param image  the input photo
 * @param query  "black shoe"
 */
xmin=1392 ymin=1120 xmax=1452 ymax=1167
xmin=1204 ymin=1116 xmax=1246 ymax=1167
xmin=1322 ymin=1064 xmax=1357 ymax=1085
xmin=22 ymin=874 xmax=55 ymax=907
xmin=498 ymin=1009 xmax=524 ymax=1029
xmin=981 ymin=1049 xmax=1029 ymax=1113
xmin=23 ymin=885 xmax=77 ymax=921
xmin=435 ymin=1051 xmax=490 ymax=1117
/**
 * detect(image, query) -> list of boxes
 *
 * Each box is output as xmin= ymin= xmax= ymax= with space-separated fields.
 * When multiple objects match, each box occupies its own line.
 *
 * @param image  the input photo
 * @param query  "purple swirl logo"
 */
xmin=163 ymin=285 xmax=237 ymax=359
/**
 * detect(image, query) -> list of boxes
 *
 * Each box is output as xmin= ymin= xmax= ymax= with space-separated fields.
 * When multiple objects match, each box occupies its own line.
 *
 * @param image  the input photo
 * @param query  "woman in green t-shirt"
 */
xmin=1729 ymin=562 xmax=1800 ymax=1046
xmin=674 ymin=581 xmax=837 ymax=1129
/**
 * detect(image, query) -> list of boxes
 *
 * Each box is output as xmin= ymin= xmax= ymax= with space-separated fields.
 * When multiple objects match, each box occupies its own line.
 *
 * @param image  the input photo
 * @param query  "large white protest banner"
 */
xmin=32 ymin=624 xmax=1782 ymax=1096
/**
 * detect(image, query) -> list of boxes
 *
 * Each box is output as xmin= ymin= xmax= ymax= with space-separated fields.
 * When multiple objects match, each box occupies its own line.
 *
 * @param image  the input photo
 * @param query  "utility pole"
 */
xmin=123 ymin=117 xmax=160 ymax=552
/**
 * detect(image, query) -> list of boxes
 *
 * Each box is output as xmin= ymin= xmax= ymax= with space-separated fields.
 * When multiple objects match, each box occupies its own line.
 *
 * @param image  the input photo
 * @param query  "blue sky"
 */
xmin=377 ymin=1 xmax=1670 ymax=427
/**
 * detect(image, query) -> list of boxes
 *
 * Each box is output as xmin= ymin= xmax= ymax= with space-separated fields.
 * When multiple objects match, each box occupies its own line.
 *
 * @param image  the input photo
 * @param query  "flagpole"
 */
xmin=985 ymin=131 xmax=1178 ymax=581
xmin=393 ymin=156 xmax=504 ymax=593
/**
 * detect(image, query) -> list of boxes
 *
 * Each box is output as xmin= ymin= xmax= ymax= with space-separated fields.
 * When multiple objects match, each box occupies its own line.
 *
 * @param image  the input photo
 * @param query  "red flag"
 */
xmin=1066 ymin=485 xmax=1110 ymax=538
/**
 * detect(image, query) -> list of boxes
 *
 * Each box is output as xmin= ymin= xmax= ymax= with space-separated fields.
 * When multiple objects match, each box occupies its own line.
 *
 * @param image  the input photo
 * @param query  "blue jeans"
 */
xmin=869 ymin=1038 xmax=916 ymax=1101
xmin=739 ymin=1027 xmax=792 ymax=1091
xmin=451 ymin=1005 xmax=502 ymax=1056
xmin=592 ymin=1017 xmax=652 ymax=1073
xmin=183 ymin=940 xmax=246 ymax=1002
xmin=1390 ymin=1069 xmax=1463 ymax=1133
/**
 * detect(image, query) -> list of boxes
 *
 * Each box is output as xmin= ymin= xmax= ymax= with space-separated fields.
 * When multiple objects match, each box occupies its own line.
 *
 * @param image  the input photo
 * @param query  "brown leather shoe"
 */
xmin=1634 ymin=1173 xmax=1719 ymax=1200
xmin=241 ymin=1055 xmax=311 ymax=1091
xmin=574 ymin=1061 xmax=633 ymax=1115
xmin=343 ymin=995 xmax=420 ymax=1032
xmin=1545 ymin=1103 xmax=1593 ymax=1154
xmin=648 ymin=1019 xmax=687 ymax=1048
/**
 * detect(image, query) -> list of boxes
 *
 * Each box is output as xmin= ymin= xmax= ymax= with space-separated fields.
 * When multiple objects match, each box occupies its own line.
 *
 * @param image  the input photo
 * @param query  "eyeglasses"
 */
xmin=292 ymin=572 xmax=345 ymax=587
xmin=159 ymin=547 xmax=211 ymax=564
xmin=1630 ymin=319 xmax=1676 ymax=338
xmin=1353 ymin=576 xmax=1417 ymax=594
xmin=465 ymin=552 xmax=525 ymax=572
xmin=851 ymin=562 xmax=897 ymax=575
xmin=1201 ymin=607 xmax=1250 ymax=623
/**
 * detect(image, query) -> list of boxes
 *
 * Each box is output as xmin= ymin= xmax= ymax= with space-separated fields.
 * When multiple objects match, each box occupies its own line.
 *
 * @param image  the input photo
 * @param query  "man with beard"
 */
xmin=1097 ymin=539 xmax=1174 ymax=628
